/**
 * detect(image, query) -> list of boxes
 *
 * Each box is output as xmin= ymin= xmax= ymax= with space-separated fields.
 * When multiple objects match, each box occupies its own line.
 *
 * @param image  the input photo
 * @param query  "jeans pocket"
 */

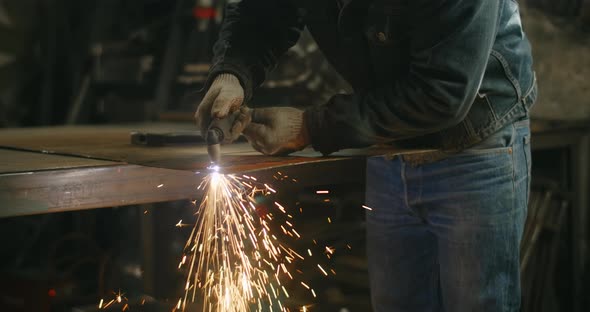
xmin=423 ymin=144 xmax=516 ymax=220
xmin=450 ymin=121 xmax=517 ymax=157
xmin=439 ymin=146 xmax=514 ymax=182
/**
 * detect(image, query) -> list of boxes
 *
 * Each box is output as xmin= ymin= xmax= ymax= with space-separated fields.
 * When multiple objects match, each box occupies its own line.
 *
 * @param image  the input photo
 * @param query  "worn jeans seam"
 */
xmin=510 ymin=123 xmax=517 ymax=199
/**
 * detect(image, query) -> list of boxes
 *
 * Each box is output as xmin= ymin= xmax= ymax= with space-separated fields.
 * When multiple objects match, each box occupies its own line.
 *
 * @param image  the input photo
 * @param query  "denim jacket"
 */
xmin=208 ymin=0 xmax=537 ymax=155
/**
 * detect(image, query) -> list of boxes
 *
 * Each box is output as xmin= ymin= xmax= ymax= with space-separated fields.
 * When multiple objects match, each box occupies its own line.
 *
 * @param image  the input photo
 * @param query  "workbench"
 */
xmin=0 ymin=123 xmax=379 ymax=218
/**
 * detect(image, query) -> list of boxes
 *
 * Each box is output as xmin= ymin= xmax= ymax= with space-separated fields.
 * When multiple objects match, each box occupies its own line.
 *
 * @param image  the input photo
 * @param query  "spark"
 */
xmin=317 ymin=264 xmax=328 ymax=276
xmin=362 ymin=205 xmax=373 ymax=211
xmin=176 ymin=220 xmax=192 ymax=228
xmin=264 ymin=184 xmax=276 ymax=193
xmin=103 ymin=300 xmax=115 ymax=309
xmin=157 ymin=184 xmax=164 ymax=188
xmin=179 ymin=171 xmax=313 ymax=311
xmin=97 ymin=290 xmax=128 ymax=310
xmin=316 ymin=190 xmax=329 ymax=194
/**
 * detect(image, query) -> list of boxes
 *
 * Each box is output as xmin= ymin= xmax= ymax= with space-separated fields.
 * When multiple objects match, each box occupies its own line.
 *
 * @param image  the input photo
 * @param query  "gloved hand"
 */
xmin=210 ymin=106 xmax=252 ymax=144
xmin=243 ymin=107 xmax=310 ymax=156
xmin=194 ymin=73 xmax=244 ymax=136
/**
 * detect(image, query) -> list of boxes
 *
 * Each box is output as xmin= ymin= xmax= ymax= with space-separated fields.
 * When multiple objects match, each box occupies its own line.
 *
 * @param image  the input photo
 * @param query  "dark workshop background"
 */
xmin=0 ymin=0 xmax=589 ymax=311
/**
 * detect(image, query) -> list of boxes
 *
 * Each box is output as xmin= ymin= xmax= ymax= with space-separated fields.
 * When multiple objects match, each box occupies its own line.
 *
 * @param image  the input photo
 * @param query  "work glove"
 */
xmin=243 ymin=107 xmax=310 ymax=156
xmin=194 ymin=73 xmax=244 ymax=137
xmin=210 ymin=106 xmax=252 ymax=144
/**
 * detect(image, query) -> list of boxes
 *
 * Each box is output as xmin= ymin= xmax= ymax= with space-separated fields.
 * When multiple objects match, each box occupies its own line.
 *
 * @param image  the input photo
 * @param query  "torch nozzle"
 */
xmin=206 ymin=128 xmax=223 ymax=165
xmin=205 ymin=110 xmax=241 ymax=167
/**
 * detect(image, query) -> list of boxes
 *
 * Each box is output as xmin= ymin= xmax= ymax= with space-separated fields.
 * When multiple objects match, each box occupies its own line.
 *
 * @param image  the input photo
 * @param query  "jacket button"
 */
xmin=376 ymin=32 xmax=387 ymax=42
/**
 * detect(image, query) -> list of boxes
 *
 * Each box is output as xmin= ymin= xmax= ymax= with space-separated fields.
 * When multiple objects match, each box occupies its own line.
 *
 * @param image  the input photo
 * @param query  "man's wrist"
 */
xmin=303 ymin=105 xmax=342 ymax=156
xmin=207 ymin=61 xmax=255 ymax=101
xmin=212 ymin=73 xmax=239 ymax=86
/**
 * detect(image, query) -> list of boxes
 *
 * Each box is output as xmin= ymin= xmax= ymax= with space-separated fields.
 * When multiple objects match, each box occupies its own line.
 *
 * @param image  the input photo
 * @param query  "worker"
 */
xmin=195 ymin=0 xmax=537 ymax=311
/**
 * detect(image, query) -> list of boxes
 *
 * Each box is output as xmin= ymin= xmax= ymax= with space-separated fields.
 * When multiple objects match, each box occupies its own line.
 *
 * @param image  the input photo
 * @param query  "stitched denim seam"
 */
xmin=510 ymin=123 xmax=517 ymax=197
xmin=474 ymin=101 xmax=525 ymax=140
xmin=522 ymin=72 xmax=537 ymax=100
xmin=524 ymin=134 xmax=531 ymax=207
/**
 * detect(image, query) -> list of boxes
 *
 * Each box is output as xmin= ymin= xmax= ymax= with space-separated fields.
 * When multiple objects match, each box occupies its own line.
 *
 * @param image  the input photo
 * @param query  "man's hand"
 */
xmin=243 ymin=107 xmax=310 ymax=156
xmin=195 ymin=73 xmax=244 ymax=135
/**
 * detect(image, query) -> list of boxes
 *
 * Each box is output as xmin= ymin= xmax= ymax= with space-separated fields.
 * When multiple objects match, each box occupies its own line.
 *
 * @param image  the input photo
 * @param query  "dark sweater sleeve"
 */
xmin=206 ymin=0 xmax=304 ymax=101
xmin=305 ymin=0 xmax=500 ymax=155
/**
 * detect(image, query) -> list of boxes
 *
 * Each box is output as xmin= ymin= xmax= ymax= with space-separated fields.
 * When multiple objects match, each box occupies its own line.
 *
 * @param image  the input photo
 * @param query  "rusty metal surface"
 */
xmin=0 ymin=123 xmax=362 ymax=172
xmin=0 ymin=122 xmax=417 ymax=218
xmin=0 ymin=162 xmax=200 ymax=217
xmin=0 ymin=123 xmax=244 ymax=170
xmin=0 ymin=122 xmax=406 ymax=173
xmin=0 ymin=150 xmax=366 ymax=218
xmin=0 ymin=148 xmax=120 ymax=173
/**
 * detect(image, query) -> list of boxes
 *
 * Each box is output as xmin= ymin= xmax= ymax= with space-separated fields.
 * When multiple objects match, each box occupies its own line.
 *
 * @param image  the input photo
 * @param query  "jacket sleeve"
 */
xmin=305 ymin=0 xmax=500 ymax=155
xmin=207 ymin=0 xmax=304 ymax=101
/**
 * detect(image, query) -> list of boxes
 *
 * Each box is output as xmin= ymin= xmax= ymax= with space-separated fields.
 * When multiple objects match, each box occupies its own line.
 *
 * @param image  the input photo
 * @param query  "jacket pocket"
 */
xmin=364 ymin=0 xmax=409 ymax=79
xmin=478 ymin=50 xmax=524 ymax=120
xmin=490 ymin=49 xmax=522 ymax=100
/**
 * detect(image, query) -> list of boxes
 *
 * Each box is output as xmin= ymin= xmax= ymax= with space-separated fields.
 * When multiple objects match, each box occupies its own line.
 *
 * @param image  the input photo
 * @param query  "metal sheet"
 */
xmin=0 ymin=148 xmax=120 ymax=173
xmin=0 ymin=156 xmax=366 ymax=218
xmin=0 ymin=123 xmax=400 ymax=171
xmin=0 ymin=122 xmax=415 ymax=218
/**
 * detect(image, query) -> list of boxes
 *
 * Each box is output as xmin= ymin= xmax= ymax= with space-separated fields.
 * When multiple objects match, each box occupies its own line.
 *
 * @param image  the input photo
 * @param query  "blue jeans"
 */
xmin=366 ymin=119 xmax=531 ymax=312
